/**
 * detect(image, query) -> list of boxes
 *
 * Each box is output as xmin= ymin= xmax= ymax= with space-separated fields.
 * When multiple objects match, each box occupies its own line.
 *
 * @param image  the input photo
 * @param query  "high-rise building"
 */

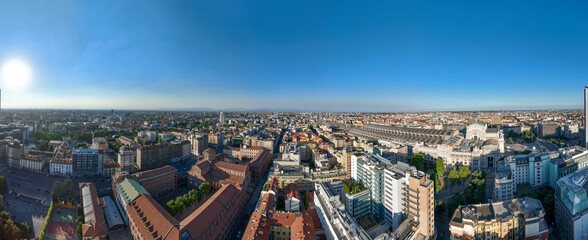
xmin=408 ymin=169 xmax=435 ymax=238
xmin=219 ymin=111 xmax=226 ymax=124
xmin=118 ymin=146 xmax=134 ymax=173
xmin=72 ymin=149 xmax=102 ymax=176
xmin=136 ymin=144 xmax=170 ymax=171
xmin=585 ymin=86 xmax=588 ymax=148
xmin=350 ymin=153 xmax=434 ymax=238
xmin=555 ymin=166 xmax=588 ymax=240
xmin=189 ymin=134 xmax=208 ymax=156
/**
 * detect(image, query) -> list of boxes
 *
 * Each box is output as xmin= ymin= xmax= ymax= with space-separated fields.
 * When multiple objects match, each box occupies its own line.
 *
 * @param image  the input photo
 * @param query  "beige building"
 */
xmin=449 ymin=197 xmax=548 ymax=240
xmin=117 ymin=146 xmax=134 ymax=173
xmin=189 ymin=134 xmax=208 ymax=156
xmin=408 ymin=170 xmax=435 ymax=238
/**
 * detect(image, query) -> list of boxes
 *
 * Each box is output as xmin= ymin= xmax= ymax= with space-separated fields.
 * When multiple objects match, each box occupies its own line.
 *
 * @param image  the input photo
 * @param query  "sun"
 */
xmin=1 ymin=59 xmax=32 ymax=89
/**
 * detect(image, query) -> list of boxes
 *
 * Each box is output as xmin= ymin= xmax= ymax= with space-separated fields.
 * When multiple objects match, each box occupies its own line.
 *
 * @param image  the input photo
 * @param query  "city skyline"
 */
xmin=1 ymin=1 xmax=588 ymax=111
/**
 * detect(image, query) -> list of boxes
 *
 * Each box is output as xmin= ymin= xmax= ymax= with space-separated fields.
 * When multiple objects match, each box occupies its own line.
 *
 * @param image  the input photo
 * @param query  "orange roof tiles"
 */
xmin=285 ymin=183 xmax=300 ymax=200
xmin=103 ymin=162 xmax=121 ymax=169
xmin=242 ymin=210 xmax=270 ymax=240
xmin=79 ymin=183 xmax=109 ymax=238
xmin=266 ymin=177 xmax=279 ymax=193
xmin=127 ymin=194 xmax=179 ymax=240
xmin=291 ymin=211 xmax=316 ymax=240
xmin=268 ymin=212 xmax=296 ymax=227
xmin=179 ymin=184 xmax=245 ymax=239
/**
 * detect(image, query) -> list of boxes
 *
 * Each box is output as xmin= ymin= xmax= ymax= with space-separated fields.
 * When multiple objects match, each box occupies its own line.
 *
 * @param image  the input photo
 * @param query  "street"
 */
xmin=229 ymin=128 xmax=285 ymax=239
xmin=4 ymin=191 xmax=48 ymax=238
xmin=0 ymin=164 xmax=60 ymax=202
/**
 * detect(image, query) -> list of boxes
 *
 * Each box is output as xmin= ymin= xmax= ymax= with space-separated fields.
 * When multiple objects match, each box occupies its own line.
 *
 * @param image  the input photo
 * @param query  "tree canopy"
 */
xmin=435 ymin=158 xmax=445 ymax=176
xmin=458 ymin=166 xmax=471 ymax=179
xmin=0 ymin=211 xmax=30 ymax=239
xmin=0 ymin=176 xmax=7 ymax=195
xmin=410 ymin=153 xmax=425 ymax=170
xmin=199 ymin=182 xmax=211 ymax=196
xmin=51 ymin=179 xmax=77 ymax=203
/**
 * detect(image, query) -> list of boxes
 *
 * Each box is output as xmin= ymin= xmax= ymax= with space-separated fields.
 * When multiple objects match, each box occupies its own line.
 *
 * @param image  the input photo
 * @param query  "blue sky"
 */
xmin=0 ymin=1 xmax=587 ymax=111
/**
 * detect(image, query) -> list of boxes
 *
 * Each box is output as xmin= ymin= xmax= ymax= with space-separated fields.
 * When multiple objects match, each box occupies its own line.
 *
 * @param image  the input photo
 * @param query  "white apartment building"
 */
xmin=138 ymin=131 xmax=157 ymax=142
xmin=20 ymin=156 xmax=47 ymax=173
xmin=383 ymin=165 xmax=410 ymax=229
xmin=50 ymin=159 xmax=72 ymax=176
xmin=118 ymin=146 xmax=135 ymax=173
xmin=494 ymin=161 xmax=515 ymax=202
xmin=351 ymin=153 xmax=434 ymax=238
xmin=157 ymin=132 xmax=175 ymax=142
xmin=504 ymin=152 xmax=550 ymax=187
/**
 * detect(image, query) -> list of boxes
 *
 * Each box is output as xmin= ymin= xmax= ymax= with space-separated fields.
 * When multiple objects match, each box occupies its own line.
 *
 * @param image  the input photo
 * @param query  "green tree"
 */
xmin=458 ymin=166 xmax=471 ymax=179
xmin=435 ymin=158 xmax=445 ymax=176
xmin=77 ymin=206 xmax=84 ymax=217
xmin=51 ymin=179 xmax=76 ymax=203
xmin=508 ymin=137 xmax=513 ymax=144
xmin=447 ymin=194 xmax=465 ymax=215
xmin=0 ymin=176 xmax=8 ymax=195
xmin=410 ymin=153 xmax=425 ymax=170
xmin=76 ymin=216 xmax=84 ymax=239
xmin=199 ymin=182 xmax=211 ymax=196
xmin=448 ymin=169 xmax=460 ymax=184
xmin=196 ymin=190 xmax=203 ymax=202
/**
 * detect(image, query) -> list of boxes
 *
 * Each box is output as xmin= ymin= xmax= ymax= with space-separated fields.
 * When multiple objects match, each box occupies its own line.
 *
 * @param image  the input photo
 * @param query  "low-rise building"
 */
xmin=188 ymin=148 xmax=249 ymax=191
xmin=112 ymin=178 xmax=150 ymax=224
xmin=113 ymin=165 xmax=177 ymax=198
xmin=285 ymin=183 xmax=301 ymax=212
xmin=223 ymin=145 xmax=271 ymax=178
xmin=79 ymin=182 xmax=109 ymax=239
xmin=449 ymin=197 xmax=548 ymax=240
xmin=127 ymin=182 xmax=248 ymax=240
xmin=20 ymin=152 xmax=50 ymax=173
xmin=102 ymin=162 xmax=121 ymax=176
xmin=50 ymin=157 xmax=72 ymax=176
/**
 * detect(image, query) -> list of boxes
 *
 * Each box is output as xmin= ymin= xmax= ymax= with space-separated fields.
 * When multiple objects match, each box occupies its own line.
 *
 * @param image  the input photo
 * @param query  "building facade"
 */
xmin=449 ymin=197 xmax=548 ymax=240
xmin=72 ymin=148 xmax=102 ymax=176
xmin=136 ymin=144 xmax=169 ymax=171
xmin=494 ymin=161 xmax=515 ymax=202
xmin=555 ymin=167 xmax=588 ymax=240
xmin=117 ymin=146 xmax=134 ymax=173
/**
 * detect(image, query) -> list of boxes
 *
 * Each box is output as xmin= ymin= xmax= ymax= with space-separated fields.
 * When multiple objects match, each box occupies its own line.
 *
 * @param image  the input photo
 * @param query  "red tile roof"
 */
xmin=179 ymin=183 xmax=245 ymax=239
xmin=103 ymin=162 xmax=121 ymax=169
xmin=305 ymin=209 xmax=324 ymax=231
xmin=291 ymin=210 xmax=316 ymax=240
xmin=266 ymin=177 xmax=279 ymax=193
xmin=242 ymin=210 xmax=270 ymax=240
xmin=268 ymin=212 xmax=296 ymax=227
xmin=285 ymin=183 xmax=300 ymax=200
xmin=127 ymin=194 xmax=179 ymax=240
xmin=79 ymin=183 xmax=109 ymax=238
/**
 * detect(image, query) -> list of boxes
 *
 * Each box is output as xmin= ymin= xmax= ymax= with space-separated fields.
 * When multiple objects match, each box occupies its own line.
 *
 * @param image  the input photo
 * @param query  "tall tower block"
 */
xmin=585 ymin=86 xmax=588 ymax=147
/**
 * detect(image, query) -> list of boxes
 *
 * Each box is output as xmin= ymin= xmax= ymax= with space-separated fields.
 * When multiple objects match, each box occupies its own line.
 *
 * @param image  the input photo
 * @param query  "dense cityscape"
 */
xmin=0 ymin=96 xmax=584 ymax=239
xmin=3 ymin=1 xmax=588 ymax=240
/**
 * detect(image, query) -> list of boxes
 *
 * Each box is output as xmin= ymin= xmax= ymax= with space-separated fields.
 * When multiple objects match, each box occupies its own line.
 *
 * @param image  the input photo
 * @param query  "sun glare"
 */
xmin=1 ymin=59 xmax=32 ymax=89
